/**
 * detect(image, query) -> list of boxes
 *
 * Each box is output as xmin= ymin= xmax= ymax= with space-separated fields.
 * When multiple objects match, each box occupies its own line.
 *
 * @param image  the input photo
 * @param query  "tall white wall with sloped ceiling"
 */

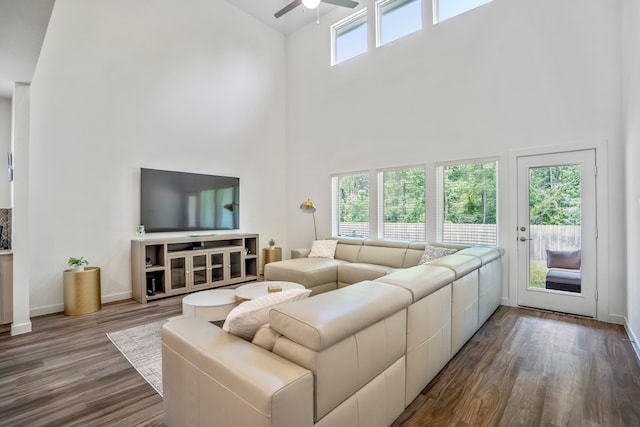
xmin=622 ymin=0 xmax=640 ymax=352
xmin=284 ymin=0 xmax=626 ymax=322
xmin=0 ymin=97 xmax=10 ymax=207
xmin=26 ymin=0 xmax=287 ymax=315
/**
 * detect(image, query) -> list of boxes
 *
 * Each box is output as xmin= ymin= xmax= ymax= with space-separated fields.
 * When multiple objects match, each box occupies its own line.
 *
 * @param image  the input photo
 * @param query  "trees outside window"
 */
xmin=438 ymin=160 xmax=498 ymax=245
xmin=332 ymin=173 xmax=369 ymax=237
xmin=378 ymin=167 xmax=425 ymax=240
xmin=529 ymin=165 xmax=581 ymax=226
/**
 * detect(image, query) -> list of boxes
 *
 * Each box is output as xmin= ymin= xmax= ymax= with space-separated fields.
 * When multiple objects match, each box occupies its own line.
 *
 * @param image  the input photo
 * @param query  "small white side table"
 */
xmin=182 ymin=289 xmax=238 ymax=321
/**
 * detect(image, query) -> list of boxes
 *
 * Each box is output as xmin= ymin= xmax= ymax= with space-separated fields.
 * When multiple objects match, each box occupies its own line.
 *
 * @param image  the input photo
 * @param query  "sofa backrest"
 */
xmin=357 ymin=240 xmax=409 ymax=268
xmin=333 ymin=237 xmax=363 ymax=262
xmin=405 ymin=242 xmax=427 ymax=267
xmin=332 ymin=238 xmax=471 ymax=268
xmin=268 ymin=281 xmax=412 ymax=421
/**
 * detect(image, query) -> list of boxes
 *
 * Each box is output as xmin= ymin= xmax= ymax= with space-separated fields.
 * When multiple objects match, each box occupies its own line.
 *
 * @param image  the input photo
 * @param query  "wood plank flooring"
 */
xmin=1 ymin=298 xmax=639 ymax=427
xmin=392 ymin=306 xmax=640 ymax=427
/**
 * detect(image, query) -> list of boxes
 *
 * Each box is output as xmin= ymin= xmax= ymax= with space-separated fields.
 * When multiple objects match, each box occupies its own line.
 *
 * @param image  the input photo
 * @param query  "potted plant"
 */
xmin=268 ymin=239 xmax=276 ymax=248
xmin=68 ymin=256 xmax=89 ymax=272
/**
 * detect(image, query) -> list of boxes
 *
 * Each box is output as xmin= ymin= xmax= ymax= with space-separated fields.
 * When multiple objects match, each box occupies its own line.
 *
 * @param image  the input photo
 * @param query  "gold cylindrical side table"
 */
xmin=63 ymin=267 xmax=101 ymax=315
xmin=263 ymin=247 xmax=282 ymax=268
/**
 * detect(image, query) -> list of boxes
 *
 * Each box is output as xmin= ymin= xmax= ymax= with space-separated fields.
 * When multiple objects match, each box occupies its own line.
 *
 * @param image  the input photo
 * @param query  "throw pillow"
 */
xmin=308 ymin=239 xmax=338 ymax=259
xmin=222 ymin=288 xmax=311 ymax=341
xmin=419 ymin=245 xmax=458 ymax=265
xmin=546 ymin=249 xmax=581 ymax=270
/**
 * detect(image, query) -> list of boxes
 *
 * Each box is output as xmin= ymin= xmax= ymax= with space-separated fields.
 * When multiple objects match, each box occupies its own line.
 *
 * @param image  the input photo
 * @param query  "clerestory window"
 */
xmin=433 ymin=0 xmax=492 ymax=23
xmin=376 ymin=0 xmax=423 ymax=47
xmin=332 ymin=9 xmax=368 ymax=65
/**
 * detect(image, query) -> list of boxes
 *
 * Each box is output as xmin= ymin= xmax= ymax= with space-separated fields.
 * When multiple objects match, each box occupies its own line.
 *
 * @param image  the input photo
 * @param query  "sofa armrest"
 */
xmin=162 ymin=317 xmax=314 ymax=427
xmin=291 ymin=248 xmax=311 ymax=259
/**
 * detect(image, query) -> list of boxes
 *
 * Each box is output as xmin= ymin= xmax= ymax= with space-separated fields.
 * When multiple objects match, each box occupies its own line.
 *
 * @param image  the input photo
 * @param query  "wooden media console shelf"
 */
xmin=131 ymin=233 xmax=258 ymax=303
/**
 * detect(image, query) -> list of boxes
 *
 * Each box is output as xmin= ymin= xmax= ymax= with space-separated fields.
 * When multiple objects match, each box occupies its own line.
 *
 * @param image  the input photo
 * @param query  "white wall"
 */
xmin=0 ymin=97 xmax=11 ymax=207
xmin=622 ymin=0 xmax=640 ymax=352
xmin=27 ymin=0 xmax=287 ymax=314
xmin=285 ymin=0 xmax=626 ymax=321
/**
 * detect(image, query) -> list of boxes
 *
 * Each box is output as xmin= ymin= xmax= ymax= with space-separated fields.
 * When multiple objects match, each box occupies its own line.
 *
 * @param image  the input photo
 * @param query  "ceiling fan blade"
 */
xmin=322 ymin=0 xmax=359 ymax=8
xmin=275 ymin=0 xmax=302 ymax=18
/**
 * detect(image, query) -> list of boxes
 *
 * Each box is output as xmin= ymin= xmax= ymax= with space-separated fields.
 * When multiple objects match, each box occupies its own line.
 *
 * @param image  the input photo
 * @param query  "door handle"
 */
xmin=519 ymin=237 xmax=532 ymax=242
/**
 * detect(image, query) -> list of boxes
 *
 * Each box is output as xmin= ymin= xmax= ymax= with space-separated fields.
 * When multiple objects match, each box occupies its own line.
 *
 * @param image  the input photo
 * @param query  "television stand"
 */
xmin=131 ymin=233 xmax=258 ymax=303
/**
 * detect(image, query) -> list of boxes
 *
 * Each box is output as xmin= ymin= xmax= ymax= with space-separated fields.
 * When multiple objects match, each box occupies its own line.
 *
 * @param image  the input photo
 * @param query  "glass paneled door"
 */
xmin=516 ymin=150 xmax=597 ymax=317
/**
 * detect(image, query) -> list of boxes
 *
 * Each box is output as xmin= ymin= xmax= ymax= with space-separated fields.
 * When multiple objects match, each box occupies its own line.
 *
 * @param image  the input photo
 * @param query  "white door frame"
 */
xmin=516 ymin=150 xmax=596 ymax=316
xmin=507 ymin=140 xmax=610 ymax=322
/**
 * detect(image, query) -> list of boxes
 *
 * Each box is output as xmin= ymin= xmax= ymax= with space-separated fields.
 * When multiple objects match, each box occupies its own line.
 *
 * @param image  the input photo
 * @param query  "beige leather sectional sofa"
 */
xmin=161 ymin=238 xmax=504 ymax=427
xmin=264 ymin=238 xmax=469 ymax=294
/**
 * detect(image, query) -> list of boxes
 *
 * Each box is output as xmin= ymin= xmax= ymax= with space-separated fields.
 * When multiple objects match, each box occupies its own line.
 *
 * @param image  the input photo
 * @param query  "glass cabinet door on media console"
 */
xmin=168 ymin=252 xmax=212 ymax=292
xmin=229 ymin=249 xmax=243 ymax=280
xmin=209 ymin=248 xmax=244 ymax=283
xmin=191 ymin=252 xmax=210 ymax=290
xmin=209 ymin=251 xmax=225 ymax=284
xmin=167 ymin=254 xmax=189 ymax=293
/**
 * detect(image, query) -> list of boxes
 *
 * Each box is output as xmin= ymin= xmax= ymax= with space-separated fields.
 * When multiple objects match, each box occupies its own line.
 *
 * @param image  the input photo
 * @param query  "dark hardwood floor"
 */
xmin=392 ymin=307 xmax=640 ymax=427
xmin=1 ymin=297 xmax=639 ymax=427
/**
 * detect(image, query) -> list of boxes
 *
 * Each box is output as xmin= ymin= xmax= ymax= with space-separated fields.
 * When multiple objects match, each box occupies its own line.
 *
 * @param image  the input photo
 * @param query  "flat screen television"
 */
xmin=140 ymin=168 xmax=240 ymax=232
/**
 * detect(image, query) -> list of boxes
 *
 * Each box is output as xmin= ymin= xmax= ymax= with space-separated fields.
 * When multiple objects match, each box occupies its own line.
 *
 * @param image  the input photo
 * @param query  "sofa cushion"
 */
xmin=403 ymin=245 xmax=426 ymax=267
xmin=252 ymin=324 xmax=282 ymax=351
xmin=222 ymin=288 xmax=311 ymax=340
xmin=269 ymin=281 xmax=412 ymax=351
xmin=428 ymin=254 xmax=482 ymax=279
xmin=338 ymin=263 xmax=393 ymax=285
xmin=264 ymin=257 xmax=345 ymax=288
xmin=308 ymin=239 xmax=339 ymax=258
xmin=546 ymin=249 xmax=581 ymax=270
xmin=334 ymin=238 xmax=364 ymax=262
xmin=358 ymin=240 xmax=409 ymax=268
xmin=457 ymin=246 xmax=503 ymax=265
xmin=376 ymin=264 xmax=455 ymax=302
xmin=419 ymin=245 xmax=458 ymax=264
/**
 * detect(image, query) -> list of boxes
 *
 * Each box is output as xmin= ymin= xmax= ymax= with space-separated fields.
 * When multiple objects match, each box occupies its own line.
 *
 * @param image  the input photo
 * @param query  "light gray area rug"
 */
xmin=107 ymin=319 xmax=166 ymax=396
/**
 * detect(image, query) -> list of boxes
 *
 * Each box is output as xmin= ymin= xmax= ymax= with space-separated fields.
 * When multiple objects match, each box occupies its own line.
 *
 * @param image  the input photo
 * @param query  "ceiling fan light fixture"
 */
xmin=302 ymin=0 xmax=322 ymax=9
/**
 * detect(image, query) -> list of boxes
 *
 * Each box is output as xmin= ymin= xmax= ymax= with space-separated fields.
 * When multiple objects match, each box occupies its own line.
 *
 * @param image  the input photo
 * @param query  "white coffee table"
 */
xmin=182 ymin=289 xmax=239 ymax=321
xmin=234 ymin=281 xmax=305 ymax=301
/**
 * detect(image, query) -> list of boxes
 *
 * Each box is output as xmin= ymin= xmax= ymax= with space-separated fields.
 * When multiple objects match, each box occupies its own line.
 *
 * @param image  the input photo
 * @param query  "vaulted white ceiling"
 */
xmin=0 ymin=0 xmax=341 ymax=99
xmin=0 ymin=0 xmax=55 ymax=98
xmin=229 ymin=0 xmax=342 ymax=34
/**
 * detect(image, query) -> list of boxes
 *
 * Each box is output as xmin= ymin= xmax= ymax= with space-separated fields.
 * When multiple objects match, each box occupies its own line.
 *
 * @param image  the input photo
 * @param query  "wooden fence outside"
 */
xmin=338 ymin=223 xmax=581 ymax=260
xmin=529 ymin=224 xmax=581 ymax=261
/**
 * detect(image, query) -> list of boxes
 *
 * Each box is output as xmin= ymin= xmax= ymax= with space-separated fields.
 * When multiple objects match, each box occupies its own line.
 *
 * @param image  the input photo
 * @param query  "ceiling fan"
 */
xmin=275 ymin=0 xmax=359 ymax=19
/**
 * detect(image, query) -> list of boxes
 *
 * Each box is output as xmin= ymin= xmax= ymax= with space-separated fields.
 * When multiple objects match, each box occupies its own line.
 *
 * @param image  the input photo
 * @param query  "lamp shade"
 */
xmin=302 ymin=0 xmax=321 ymax=8
xmin=300 ymin=199 xmax=316 ymax=214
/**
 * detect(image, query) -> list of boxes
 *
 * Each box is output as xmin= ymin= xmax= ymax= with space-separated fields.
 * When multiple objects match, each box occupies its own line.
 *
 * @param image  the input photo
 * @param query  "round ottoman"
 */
xmin=182 ymin=289 xmax=238 ymax=321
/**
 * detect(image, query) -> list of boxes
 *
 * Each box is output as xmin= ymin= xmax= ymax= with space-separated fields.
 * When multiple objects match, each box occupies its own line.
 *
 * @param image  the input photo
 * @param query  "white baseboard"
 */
xmin=11 ymin=321 xmax=32 ymax=336
xmin=30 ymin=291 xmax=134 ymax=317
xmin=102 ymin=291 xmax=132 ymax=304
xmin=606 ymin=313 xmax=626 ymax=325
xmin=624 ymin=317 xmax=640 ymax=362
xmin=30 ymin=303 xmax=63 ymax=317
